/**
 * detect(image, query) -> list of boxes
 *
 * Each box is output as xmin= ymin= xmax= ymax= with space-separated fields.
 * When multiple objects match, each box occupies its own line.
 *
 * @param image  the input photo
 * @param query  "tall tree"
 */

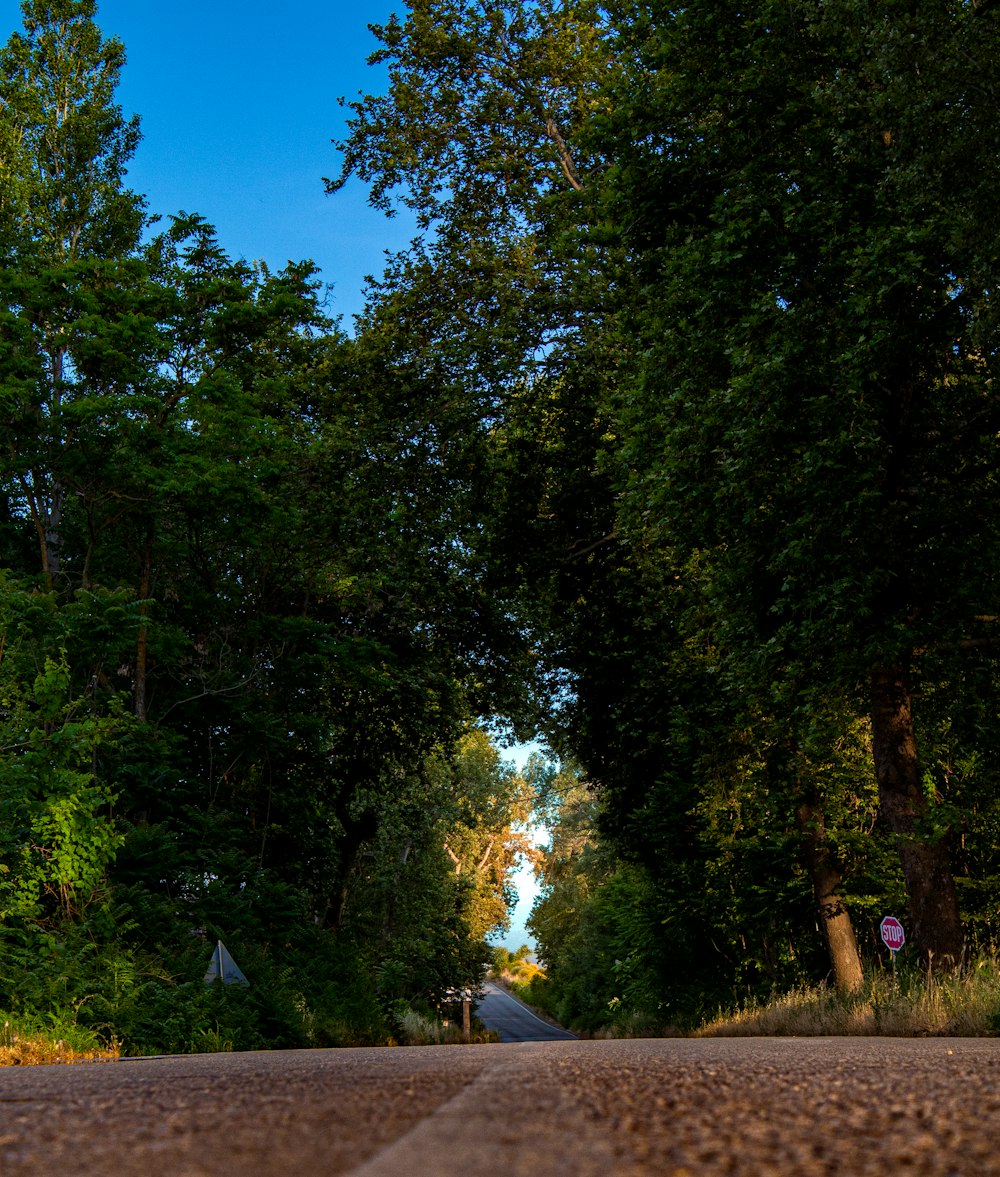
xmin=333 ymin=0 xmax=1000 ymax=985
xmin=0 ymin=0 xmax=142 ymax=262
xmin=598 ymin=0 xmax=1000 ymax=966
xmin=331 ymin=0 xmax=630 ymax=760
xmin=333 ymin=0 xmax=876 ymax=991
xmin=0 ymin=0 xmax=144 ymax=586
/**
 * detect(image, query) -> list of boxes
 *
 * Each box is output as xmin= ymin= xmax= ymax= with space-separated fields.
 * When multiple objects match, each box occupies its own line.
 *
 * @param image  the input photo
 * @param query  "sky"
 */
xmin=1 ymin=0 xmax=417 ymax=328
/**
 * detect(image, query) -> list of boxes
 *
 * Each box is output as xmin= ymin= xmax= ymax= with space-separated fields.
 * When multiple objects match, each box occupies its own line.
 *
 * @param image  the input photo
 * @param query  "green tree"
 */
xmin=0 ymin=0 xmax=144 ymax=586
xmin=333 ymin=731 xmax=529 ymax=1010
xmin=0 ymin=0 xmax=553 ymax=1051
xmin=333 ymin=0 xmax=1000 ymax=994
xmin=597 ymin=0 xmax=1000 ymax=966
xmin=491 ymin=943 xmax=539 ymax=982
xmin=440 ymin=729 xmax=532 ymax=941
xmin=329 ymin=0 xmax=611 ymax=365
xmin=528 ymin=761 xmax=676 ymax=1030
xmin=0 ymin=0 xmax=142 ymax=262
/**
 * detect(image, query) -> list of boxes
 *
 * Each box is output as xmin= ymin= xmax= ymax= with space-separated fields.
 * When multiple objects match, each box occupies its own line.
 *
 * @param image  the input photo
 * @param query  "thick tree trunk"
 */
xmin=324 ymin=841 xmax=359 ymax=932
xmin=870 ymin=665 xmax=964 ymax=969
xmin=795 ymin=793 xmax=864 ymax=993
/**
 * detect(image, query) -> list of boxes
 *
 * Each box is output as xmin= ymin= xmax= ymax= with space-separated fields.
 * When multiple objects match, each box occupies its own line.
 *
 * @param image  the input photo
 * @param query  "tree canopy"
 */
xmin=3 ymin=0 xmax=1000 ymax=1050
xmin=0 ymin=0 xmax=532 ymax=1052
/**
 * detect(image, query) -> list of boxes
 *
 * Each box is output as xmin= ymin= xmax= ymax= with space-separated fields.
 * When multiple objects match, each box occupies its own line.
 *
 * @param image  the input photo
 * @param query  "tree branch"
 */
xmin=563 ymin=532 xmax=616 ymax=562
xmin=477 ymin=837 xmax=495 ymax=873
xmin=545 ymin=118 xmax=584 ymax=191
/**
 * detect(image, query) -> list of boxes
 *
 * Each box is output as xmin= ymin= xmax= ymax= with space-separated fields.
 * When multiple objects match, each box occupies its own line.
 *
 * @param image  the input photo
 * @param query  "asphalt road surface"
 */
xmin=475 ymin=981 xmax=578 ymax=1041
xmin=2 ymin=1036 xmax=999 ymax=1175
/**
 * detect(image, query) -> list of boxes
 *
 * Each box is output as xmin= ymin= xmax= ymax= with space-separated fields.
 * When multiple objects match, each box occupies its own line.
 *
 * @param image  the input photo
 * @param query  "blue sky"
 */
xmin=1 ymin=0 xmax=416 ymax=328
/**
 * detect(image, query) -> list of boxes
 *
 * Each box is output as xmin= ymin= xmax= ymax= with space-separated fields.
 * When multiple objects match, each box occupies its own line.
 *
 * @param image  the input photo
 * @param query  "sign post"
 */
xmin=462 ymin=990 xmax=472 ymax=1043
xmin=880 ymin=916 xmax=905 ymax=974
xmin=444 ymin=986 xmax=475 ymax=1042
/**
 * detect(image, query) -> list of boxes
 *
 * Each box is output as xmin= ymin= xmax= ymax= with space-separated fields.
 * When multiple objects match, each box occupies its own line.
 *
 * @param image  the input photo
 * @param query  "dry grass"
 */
xmin=695 ymin=961 xmax=1000 ymax=1038
xmin=491 ymin=963 xmax=545 ymax=987
xmin=395 ymin=1009 xmax=464 ymax=1045
xmin=0 ymin=1020 xmax=118 ymax=1067
xmin=393 ymin=1008 xmax=499 ymax=1046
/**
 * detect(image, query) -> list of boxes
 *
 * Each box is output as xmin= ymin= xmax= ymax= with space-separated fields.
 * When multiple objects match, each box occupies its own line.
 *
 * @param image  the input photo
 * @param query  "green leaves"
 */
xmin=0 ymin=0 xmax=144 ymax=263
xmin=0 ymin=624 xmax=127 ymax=920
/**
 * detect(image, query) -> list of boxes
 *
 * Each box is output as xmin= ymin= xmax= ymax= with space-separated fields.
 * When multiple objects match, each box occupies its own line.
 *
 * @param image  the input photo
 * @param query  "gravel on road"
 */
xmin=0 ymin=1036 xmax=997 ymax=1175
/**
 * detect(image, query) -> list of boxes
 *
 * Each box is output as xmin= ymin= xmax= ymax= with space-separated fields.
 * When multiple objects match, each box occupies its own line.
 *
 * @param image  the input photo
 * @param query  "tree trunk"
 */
xmin=870 ymin=665 xmax=964 ymax=969
xmin=323 ymin=804 xmax=379 ymax=931
xmin=135 ymin=531 xmax=153 ymax=721
xmin=795 ymin=792 xmax=864 ymax=993
xmin=44 ymin=479 xmax=63 ymax=583
xmin=20 ymin=471 xmax=63 ymax=588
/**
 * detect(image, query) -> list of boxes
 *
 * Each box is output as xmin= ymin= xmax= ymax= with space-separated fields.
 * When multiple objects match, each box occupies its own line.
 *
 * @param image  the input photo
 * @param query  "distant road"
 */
xmin=2 ymin=1037 xmax=1000 ymax=1175
xmin=474 ymin=981 xmax=577 ymax=1042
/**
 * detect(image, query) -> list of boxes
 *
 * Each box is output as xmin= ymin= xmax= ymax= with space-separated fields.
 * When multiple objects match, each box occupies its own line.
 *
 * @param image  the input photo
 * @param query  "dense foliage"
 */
xmin=337 ymin=0 xmax=1000 ymax=1031
xmin=4 ymin=0 xmax=1000 ymax=1048
xmin=0 ymin=0 xmax=529 ymax=1053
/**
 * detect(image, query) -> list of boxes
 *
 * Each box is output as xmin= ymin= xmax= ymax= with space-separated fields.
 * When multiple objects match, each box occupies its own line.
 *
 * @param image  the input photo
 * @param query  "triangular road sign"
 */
xmin=203 ymin=939 xmax=249 ymax=986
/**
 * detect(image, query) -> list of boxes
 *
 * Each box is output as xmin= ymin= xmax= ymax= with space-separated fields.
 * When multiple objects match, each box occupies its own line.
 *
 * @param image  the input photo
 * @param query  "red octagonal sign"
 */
xmin=880 ymin=915 xmax=905 ymax=952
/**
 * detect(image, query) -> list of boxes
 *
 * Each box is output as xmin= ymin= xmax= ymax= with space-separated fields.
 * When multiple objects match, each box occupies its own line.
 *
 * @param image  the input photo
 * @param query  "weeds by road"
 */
xmin=0 ymin=1015 xmax=118 ymax=1065
xmin=696 ymin=961 xmax=1000 ymax=1037
xmin=510 ymin=957 xmax=1000 ymax=1039
xmin=8 ymin=959 xmax=1000 ymax=1064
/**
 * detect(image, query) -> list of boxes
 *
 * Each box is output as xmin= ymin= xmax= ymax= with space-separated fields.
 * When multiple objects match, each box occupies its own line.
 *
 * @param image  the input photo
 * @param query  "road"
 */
xmin=1 ymin=1036 xmax=999 ymax=1175
xmin=474 ymin=981 xmax=578 ymax=1041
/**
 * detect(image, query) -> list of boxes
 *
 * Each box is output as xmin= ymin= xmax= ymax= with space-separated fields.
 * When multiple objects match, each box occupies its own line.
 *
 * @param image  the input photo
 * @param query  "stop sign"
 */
xmin=880 ymin=915 xmax=905 ymax=952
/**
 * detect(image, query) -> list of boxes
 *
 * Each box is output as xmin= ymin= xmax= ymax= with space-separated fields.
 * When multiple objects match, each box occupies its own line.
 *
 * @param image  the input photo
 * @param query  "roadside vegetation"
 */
xmin=489 ymin=945 xmax=544 ymax=987
xmin=392 ymin=1005 xmax=498 ymax=1046
xmin=695 ymin=962 xmax=1000 ymax=1039
xmin=0 ymin=1014 xmax=117 ymax=1065
xmin=510 ymin=958 xmax=1000 ymax=1041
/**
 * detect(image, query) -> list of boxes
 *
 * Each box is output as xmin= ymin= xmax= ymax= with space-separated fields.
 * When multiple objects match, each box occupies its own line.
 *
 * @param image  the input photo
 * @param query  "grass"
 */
xmin=8 ymin=960 xmax=999 ymax=1059
xmin=695 ymin=959 xmax=1000 ymax=1038
xmin=392 ymin=1007 xmax=499 ymax=1046
xmin=0 ymin=1015 xmax=119 ymax=1066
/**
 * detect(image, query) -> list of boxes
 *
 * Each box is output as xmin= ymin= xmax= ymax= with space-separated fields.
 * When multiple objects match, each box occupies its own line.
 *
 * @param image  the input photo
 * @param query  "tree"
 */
xmin=329 ymin=0 xmax=611 ymax=346
xmin=0 ymin=0 xmax=142 ymax=262
xmin=332 ymin=0 xmax=1000 ymax=989
xmin=491 ymin=943 xmax=540 ymax=982
xmin=328 ymin=731 xmax=530 ymax=1009
xmin=330 ymin=0 xmax=619 ymax=589
xmin=440 ymin=729 xmax=533 ymax=940
xmin=0 ymin=0 xmax=144 ymax=586
xmin=597 ymin=0 xmax=1000 ymax=966
xmin=332 ymin=0 xmax=881 ymax=994
xmin=0 ymin=579 xmax=127 ymax=921
xmin=0 ymin=0 xmax=544 ymax=1050
xmin=0 ymin=0 xmax=148 ymax=939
